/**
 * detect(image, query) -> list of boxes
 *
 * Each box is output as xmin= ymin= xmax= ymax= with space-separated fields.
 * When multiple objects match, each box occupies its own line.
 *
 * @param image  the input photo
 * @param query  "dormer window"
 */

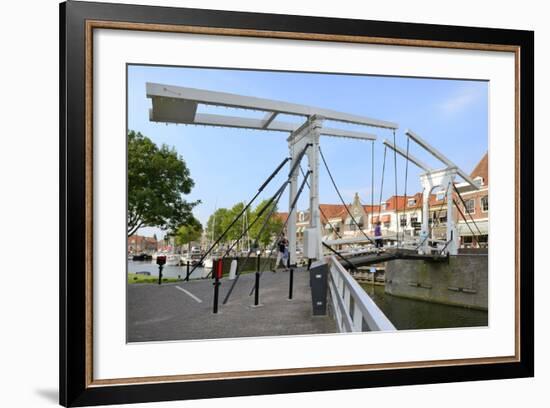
xmin=436 ymin=192 xmax=445 ymax=201
xmin=407 ymin=198 xmax=416 ymax=207
xmin=474 ymin=176 xmax=484 ymax=187
xmin=381 ymin=202 xmax=388 ymax=210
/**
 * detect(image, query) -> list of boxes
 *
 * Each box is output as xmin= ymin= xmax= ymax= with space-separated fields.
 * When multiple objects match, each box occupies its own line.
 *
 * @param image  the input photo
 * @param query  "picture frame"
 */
xmin=60 ymin=0 xmax=534 ymax=406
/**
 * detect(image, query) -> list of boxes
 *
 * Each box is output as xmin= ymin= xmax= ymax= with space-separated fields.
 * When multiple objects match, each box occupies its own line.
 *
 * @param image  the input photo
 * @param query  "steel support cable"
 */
xmin=249 ymin=170 xmax=312 ymax=296
xmin=299 ymin=164 xmax=343 ymax=240
xmin=378 ymin=145 xmax=388 ymax=219
xmin=371 ymin=140 xmax=375 ymax=226
xmin=392 ymin=130 xmax=400 ymax=245
xmin=207 ymin=181 xmax=289 ymax=280
xmin=453 ymin=184 xmax=484 ymax=237
xmin=453 ymin=198 xmax=480 ymax=246
xmin=321 ymin=242 xmax=358 ymax=272
xmin=318 ymin=146 xmax=375 ymax=245
xmin=288 ymin=143 xmax=313 ymax=178
xmin=222 ymin=181 xmax=289 ymax=304
xmin=401 ymin=135 xmax=411 ymax=244
xmin=220 ymin=181 xmax=289 ymax=261
xmin=222 ymin=147 xmax=310 ymax=298
xmin=187 ymin=157 xmax=290 ymax=279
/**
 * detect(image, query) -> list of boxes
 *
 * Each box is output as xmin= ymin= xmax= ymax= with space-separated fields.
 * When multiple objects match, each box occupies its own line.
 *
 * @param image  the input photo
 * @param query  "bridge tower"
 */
xmin=419 ymin=167 xmax=458 ymax=255
xmin=287 ymin=116 xmax=324 ymax=265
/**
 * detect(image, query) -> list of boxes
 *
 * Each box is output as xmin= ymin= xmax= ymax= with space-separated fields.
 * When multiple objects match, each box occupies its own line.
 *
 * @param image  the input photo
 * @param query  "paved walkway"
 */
xmin=127 ymin=267 xmax=336 ymax=342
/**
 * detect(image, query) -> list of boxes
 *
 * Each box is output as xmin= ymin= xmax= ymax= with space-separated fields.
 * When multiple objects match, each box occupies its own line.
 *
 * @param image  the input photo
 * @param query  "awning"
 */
xmin=457 ymin=220 xmax=488 ymax=235
xmin=372 ymin=216 xmax=379 ymax=224
xmin=381 ymin=215 xmax=391 ymax=223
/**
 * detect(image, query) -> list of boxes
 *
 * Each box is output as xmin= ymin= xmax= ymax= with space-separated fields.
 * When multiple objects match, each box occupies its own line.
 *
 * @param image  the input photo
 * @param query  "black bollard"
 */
xmin=156 ymin=255 xmax=166 ymax=285
xmin=185 ymin=261 xmax=190 ymax=282
xmin=288 ymin=267 xmax=294 ymax=300
xmin=213 ymin=259 xmax=221 ymax=314
xmin=158 ymin=265 xmax=163 ymax=285
xmin=254 ymin=252 xmax=261 ymax=306
xmin=254 ymin=271 xmax=260 ymax=306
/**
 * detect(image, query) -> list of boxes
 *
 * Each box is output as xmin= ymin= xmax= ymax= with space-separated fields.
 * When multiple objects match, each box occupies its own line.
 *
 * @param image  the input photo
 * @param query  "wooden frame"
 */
xmin=60 ymin=1 xmax=534 ymax=406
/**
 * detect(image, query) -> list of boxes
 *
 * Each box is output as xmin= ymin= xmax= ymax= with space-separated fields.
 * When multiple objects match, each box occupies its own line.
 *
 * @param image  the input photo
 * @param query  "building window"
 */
xmin=407 ymin=198 xmax=416 ymax=207
xmin=477 ymin=234 xmax=489 ymax=248
xmin=481 ymin=196 xmax=489 ymax=212
xmin=298 ymin=212 xmax=305 ymax=222
xmin=400 ymin=214 xmax=407 ymax=227
xmin=474 ymin=176 xmax=484 ymax=187
xmin=436 ymin=191 xmax=445 ymax=201
xmin=464 ymin=199 xmax=475 ymax=214
xmin=381 ymin=202 xmax=388 ymax=210
xmin=462 ymin=235 xmax=473 ymax=248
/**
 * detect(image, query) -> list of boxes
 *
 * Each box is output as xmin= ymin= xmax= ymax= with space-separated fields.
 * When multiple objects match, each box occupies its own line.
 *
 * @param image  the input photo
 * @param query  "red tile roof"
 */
xmin=470 ymin=152 xmax=488 ymax=185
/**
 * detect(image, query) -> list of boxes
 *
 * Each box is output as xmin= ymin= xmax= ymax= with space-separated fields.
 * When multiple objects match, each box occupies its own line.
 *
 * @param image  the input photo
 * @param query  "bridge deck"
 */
xmin=127 ymin=267 xmax=336 ymax=342
xmin=347 ymin=248 xmax=448 ymax=267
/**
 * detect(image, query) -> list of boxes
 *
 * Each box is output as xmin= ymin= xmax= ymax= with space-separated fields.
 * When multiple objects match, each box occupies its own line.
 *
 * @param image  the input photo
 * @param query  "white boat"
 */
xmin=151 ymin=252 xmax=180 ymax=266
xmin=180 ymin=248 xmax=203 ymax=266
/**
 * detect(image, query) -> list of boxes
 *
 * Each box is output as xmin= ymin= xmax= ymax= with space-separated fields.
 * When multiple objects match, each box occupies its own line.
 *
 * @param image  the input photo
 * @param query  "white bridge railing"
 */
xmin=327 ymin=256 xmax=396 ymax=332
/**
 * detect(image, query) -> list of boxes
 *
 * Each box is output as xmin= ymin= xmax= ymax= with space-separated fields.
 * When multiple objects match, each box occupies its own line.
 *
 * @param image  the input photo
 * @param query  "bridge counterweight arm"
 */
xmin=406 ymin=129 xmax=479 ymax=190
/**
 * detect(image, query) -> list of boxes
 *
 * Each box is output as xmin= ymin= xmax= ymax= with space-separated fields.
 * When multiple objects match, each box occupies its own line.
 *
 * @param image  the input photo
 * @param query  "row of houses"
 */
xmin=284 ymin=153 xmax=489 ymax=249
xmin=127 ymin=235 xmax=159 ymax=254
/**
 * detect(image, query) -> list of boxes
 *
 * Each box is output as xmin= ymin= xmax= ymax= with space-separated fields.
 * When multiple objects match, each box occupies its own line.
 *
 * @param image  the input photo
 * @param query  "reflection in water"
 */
xmin=361 ymin=284 xmax=488 ymax=330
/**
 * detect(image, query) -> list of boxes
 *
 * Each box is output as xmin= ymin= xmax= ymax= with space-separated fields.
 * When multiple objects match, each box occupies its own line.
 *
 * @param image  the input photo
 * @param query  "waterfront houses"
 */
xmin=285 ymin=153 xmax=489 ymax=249
xmin=128 ymin=234 xmax=159 ymax=255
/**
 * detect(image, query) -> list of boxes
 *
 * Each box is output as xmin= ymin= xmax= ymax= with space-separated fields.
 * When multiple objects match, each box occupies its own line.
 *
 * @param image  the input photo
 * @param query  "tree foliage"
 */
xmin=127 ymin=130 xmax=199 ymax=236
xmin=205 ymin=200 xmax=283 ymax=249
xmin=250 ymin=199 xmax=283 ymax=247
xmin=174 ymin=217 xmax=203 ymax=247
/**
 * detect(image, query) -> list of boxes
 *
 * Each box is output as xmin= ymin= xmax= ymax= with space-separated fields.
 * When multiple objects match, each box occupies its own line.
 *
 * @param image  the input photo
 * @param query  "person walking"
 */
xmin=374 ymin=221 xmax=383 ymax=253
xmin=273 ymin=233 xmax=289 ymax=271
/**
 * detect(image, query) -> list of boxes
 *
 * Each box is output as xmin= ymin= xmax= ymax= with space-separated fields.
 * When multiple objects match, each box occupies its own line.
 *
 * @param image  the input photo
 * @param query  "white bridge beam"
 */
xmin=382 ymin=139 xmax=432 ymax=172
xmin=406 ymin=129 xmax=479 ymax=190
xmin=147 ymin=82 xmax=398 ymax=129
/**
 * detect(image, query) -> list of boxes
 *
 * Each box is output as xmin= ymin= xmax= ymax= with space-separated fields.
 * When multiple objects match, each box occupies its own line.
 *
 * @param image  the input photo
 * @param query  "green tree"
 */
xmin=206 ymin=208 xmax=231 ymax=243
xmin=249 ymin=200 xmax=284 ymax=248
xmin=174 ymin=217 xmax=203 ymax=253
xmin=127 ymin=130 xmax=199 ymax=236
xmin=205 ymin=200 xmax=283 ymax=249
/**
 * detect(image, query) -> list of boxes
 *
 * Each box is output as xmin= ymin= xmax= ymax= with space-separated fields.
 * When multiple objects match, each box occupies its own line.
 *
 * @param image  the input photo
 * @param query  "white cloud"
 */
xmin=439 ymin=86 xmax=484 ymax=116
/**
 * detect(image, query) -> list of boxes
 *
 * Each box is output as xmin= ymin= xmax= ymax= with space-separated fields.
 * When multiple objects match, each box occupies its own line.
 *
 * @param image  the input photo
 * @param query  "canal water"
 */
xmin=128 ymin=261 xmax=206 ymax=280
xmin=361 ymin=284 xmax=488 ymax=330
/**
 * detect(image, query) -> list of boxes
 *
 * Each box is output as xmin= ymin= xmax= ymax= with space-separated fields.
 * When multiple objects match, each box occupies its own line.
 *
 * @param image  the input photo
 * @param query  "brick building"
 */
xmin=280 ymin=153 xmax=489 ymax=249
xmin=127 ymin=235 xmax=159 ymax=255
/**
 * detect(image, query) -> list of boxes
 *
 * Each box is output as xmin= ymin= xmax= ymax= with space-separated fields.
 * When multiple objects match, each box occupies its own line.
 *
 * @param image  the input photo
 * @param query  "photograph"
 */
xmin=126 ymin=65 xmax=489 ymax=342
xmin=55 ymin=1 xmax=534 ymax=405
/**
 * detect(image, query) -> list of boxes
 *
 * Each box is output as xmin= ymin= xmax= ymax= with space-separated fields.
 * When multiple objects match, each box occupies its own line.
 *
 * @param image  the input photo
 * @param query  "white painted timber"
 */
xmin=406 ymin=129 xmax=479 ymax=190
xmin=147 ymin=82 xmax=398 ymax=129
xmin=327 ymin=256 xmax=396 ymax=332
xmin=382 ymin=139 xmax=432 ymax=172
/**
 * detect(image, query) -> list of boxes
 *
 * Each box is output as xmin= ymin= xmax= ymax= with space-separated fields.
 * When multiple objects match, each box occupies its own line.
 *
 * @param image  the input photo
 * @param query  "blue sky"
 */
xmin=128 ymin=65 xmax=488 ymax=238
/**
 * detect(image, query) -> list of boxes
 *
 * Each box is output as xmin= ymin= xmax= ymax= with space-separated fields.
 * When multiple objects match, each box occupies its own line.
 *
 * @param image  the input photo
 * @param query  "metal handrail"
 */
xmin=327 ymin=256 xmax=396 ymax=332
